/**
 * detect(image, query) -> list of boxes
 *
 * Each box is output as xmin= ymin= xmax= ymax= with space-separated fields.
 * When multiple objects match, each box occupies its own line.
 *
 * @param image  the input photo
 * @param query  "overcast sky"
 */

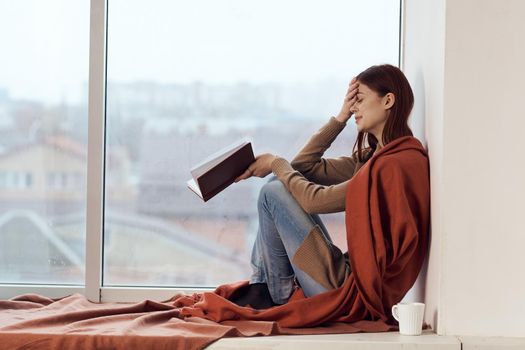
xmin=0 ymin=0 xmax=399 ymax=104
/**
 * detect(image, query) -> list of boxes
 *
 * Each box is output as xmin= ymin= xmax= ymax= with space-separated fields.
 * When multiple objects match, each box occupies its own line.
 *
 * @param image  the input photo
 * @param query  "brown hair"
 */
xmin=352 ymin=64 xmax=414 ymax=163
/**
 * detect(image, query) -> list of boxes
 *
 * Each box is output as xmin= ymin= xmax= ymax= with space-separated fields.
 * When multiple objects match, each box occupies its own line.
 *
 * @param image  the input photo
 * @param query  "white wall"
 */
xmin=401 ymin=0 xmax=446 ymax=333
xmin=403 ymin=0 xmax=525 ymax=337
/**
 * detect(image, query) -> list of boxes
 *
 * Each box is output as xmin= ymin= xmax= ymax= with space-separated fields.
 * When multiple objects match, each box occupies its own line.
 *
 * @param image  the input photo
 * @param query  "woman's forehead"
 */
xmin=357 ymin=82 xmax=371 ymax=95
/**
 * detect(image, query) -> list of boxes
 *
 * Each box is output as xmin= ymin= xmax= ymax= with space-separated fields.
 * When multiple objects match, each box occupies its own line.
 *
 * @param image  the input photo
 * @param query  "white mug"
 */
xmin=391 ymin=302 xmax=425 ymax=335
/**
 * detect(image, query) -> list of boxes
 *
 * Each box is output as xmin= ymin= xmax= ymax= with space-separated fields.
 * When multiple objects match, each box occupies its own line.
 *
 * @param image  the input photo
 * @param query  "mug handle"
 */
xmin=391 ymin=304 xmax=399 ymax=322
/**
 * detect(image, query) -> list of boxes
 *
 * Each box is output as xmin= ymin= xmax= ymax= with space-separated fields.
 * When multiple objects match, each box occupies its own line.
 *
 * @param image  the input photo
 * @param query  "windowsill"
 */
xmin=208 ymin=329 xmax=460 ymax=349
xmin=209 ymin=330 xmax=525 ymax=349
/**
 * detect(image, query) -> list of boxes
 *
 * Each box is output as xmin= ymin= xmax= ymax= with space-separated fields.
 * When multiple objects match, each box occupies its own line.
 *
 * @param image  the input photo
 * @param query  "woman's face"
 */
xmin=352 ymin=82 xmax=394 ymax=139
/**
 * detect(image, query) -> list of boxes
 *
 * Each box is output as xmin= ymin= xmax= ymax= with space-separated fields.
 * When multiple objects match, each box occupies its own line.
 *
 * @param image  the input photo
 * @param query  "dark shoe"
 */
xmin=230 ymin=282 xmax=281 ymax=309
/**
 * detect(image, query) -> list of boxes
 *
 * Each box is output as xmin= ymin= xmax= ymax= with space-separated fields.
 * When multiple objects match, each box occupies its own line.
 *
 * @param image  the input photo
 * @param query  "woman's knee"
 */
xmin=266 ymin=174 xmax=278 ymax=183
xmin=257 ymin=178 xmax=288 ymax=207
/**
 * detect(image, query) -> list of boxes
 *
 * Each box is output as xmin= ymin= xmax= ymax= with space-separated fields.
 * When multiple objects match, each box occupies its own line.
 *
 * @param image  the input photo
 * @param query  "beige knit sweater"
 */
xmin=270 ymin=116 xmax=382 ymax=214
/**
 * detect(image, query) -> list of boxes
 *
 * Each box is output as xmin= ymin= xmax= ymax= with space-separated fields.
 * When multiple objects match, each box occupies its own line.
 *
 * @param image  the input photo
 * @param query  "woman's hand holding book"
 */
xmin=234 ymin=153 xmax=278 ymax=182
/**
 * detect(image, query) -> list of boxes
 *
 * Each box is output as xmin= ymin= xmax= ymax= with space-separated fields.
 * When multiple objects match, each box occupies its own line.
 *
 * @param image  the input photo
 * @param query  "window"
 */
xmin=103 ymin=0 xmax=401 ymax=288
xmin=0 ymin=0 xmax=89 ymax=285
xmin=25 ymin=173 xmax=33 ymax=188
xmin=0 ymin=0 xmax=401 ymax=300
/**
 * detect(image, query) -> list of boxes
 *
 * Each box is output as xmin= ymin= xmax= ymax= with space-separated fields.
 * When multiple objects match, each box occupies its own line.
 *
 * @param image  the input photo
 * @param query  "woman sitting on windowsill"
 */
xmin=225 ymin=63 xmax=430 ymax=317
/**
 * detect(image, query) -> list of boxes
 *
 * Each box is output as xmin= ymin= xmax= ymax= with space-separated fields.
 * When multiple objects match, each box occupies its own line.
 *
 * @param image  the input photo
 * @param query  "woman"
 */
xmin=230 ymin=63 xmax=415 ymax=309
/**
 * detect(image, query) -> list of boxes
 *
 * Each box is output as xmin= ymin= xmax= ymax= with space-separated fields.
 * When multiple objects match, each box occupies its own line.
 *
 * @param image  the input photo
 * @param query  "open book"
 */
xmin=186 ymin=137 xmax=255 ymax=202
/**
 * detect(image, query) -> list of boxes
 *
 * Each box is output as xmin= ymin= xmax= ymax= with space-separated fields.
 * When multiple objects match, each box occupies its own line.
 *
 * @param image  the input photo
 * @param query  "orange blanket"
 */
xmin=0 ymin=135 xmax=430 ymax=349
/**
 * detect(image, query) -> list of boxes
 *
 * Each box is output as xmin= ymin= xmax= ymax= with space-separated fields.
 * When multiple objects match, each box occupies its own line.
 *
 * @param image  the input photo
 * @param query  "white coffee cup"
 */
xmin=391 ymin=302 xmax=425 ymax=335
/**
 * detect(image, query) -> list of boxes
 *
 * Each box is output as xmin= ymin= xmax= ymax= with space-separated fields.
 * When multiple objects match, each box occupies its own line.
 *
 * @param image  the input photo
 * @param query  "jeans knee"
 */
xmin=267 ymin=174 xmax=278 ymax=183
xmin=258 ymin=179 xmax=287 ymax=206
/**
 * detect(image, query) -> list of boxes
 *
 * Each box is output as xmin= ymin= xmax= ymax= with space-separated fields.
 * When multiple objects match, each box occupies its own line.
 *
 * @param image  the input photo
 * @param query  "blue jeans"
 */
xmin=249 ymin=175 xmax=336 ymax=304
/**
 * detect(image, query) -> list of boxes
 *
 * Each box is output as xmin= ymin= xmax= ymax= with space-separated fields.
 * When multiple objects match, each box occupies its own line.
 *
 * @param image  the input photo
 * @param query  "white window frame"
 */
xmin=0 ymin=0 xmax=404 ymax=302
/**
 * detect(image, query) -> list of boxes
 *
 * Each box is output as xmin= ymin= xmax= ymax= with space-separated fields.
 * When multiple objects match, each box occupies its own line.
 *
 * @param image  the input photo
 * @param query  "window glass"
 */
xmin=0 ymin=1 xmax=89 ymax=284
xmin=104 ymin=0 xmax=400 ymax=287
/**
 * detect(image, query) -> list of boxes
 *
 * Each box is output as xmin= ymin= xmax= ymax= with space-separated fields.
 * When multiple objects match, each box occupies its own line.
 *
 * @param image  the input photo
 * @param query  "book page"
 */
xmin=186 ymin=178 xmax=203 ymax=199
